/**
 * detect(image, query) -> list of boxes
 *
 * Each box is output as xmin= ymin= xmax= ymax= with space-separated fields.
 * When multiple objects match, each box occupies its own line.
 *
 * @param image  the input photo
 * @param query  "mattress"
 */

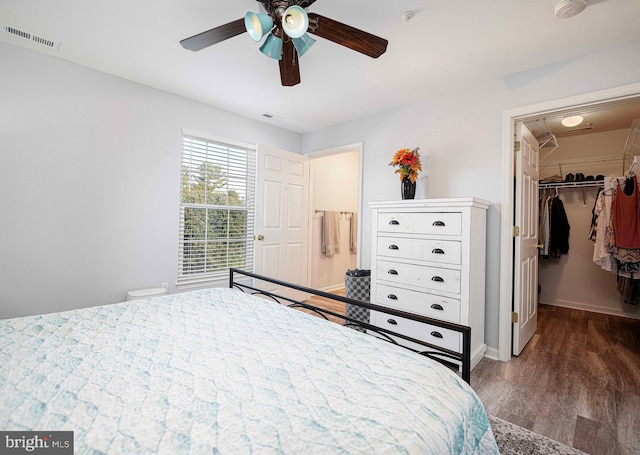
xmin=0 ymin=288 xmax=498 ymax=454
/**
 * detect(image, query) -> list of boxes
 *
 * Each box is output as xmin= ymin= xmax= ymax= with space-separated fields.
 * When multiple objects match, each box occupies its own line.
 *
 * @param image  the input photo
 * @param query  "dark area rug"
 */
xmin=489 ymin=415 xmax=588 ymax=455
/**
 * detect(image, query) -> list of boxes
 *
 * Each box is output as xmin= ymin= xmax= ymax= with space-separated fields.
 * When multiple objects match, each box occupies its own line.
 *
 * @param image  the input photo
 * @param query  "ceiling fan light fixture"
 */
xmin=259 ymin=33 xmax=283 ymax=60
xmin=292 ymin=33 xmax=316 ymax=57
xmin=245 ymin=11 xmax=273 ymax=41
xmin=282 ymin=5 xmax=309 ymax=39
xmin=561 ymin=115 xmax=584 ymax=127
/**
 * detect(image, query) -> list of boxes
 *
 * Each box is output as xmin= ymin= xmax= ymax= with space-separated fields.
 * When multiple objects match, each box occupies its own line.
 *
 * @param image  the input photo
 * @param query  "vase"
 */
xmin=401 ymin=177 xmax=416 ymax=200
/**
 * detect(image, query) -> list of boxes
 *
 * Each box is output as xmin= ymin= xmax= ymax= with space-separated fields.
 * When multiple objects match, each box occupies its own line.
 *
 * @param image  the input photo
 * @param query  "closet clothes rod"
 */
xmin=538 ymin=181 xmax=603 ymax=189
xmin=539 ymin=180 xmax=603 ymax=205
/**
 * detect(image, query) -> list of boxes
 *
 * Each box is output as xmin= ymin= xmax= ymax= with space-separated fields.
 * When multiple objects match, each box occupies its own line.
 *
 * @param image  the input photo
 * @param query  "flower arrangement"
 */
xmin=389 ymin=147 xmax=422 ymax=183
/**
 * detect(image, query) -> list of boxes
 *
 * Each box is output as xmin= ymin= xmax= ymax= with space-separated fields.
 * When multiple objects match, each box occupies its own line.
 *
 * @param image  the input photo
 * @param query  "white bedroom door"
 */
xmin=254 ymin=144 xmax=310 ymax=297
xmin=513 ymin=122 xmax=540 ymax=355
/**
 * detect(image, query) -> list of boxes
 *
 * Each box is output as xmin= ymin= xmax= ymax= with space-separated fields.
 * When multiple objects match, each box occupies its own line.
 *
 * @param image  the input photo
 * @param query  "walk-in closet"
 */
xmin=526 ymin=104 xmax=640 ymax=326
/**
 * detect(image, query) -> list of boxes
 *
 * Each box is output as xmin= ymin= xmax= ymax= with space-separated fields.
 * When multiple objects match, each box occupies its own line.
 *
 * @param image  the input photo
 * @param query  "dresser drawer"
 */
xmin=377 ymin=212 xmax=462 ymax=236
xmin=374 ymin=283 xmax=461 ymax=323
xmin=377 ymin=237 xmax=462 ymax=265
xmin=371 ymin=310 xmax=461 ymax=352
xmin=376 ymin=260 xmax=461 ymax=294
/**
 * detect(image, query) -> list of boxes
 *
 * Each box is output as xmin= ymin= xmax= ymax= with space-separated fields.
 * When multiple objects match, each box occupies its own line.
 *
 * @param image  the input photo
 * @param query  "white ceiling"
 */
xmin=1 ymin=0 xmax=639 ymax=134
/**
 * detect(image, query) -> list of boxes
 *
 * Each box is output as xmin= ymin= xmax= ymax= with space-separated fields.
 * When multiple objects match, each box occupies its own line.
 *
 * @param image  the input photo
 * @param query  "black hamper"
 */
xmin=344 ymin=269 xmax=371 ymax=332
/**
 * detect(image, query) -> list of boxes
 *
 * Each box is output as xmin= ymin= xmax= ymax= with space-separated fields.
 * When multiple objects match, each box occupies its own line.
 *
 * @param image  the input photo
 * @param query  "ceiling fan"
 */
xmin=180 ymin=0 xmax=388 ymax=87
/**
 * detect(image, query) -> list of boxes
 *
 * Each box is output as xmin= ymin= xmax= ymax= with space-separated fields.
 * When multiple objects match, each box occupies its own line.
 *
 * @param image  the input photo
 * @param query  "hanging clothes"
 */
xmin=617 ymin=276 xmax=640 ymax=305
xmin=612 ymin=175 xmax=640 ymax=249
xmin=548 ymin=195 xmax=570 ymax=258
xmin=592 ymin=188 xmax=609 ymax=265
xmin=591 ymin=175 xmax=640 ymax=305
xmin=539 ymin=192 xmax=551 ymax=257
xmin=588 ymin=186 xmax=603 ymax=243
xmin=592 ymin=176 xmax=634 ymax=276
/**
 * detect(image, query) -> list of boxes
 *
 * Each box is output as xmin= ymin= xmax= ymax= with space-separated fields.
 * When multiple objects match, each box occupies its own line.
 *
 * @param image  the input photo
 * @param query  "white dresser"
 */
xmin=369 ymin=198 xmax=489 ymax=369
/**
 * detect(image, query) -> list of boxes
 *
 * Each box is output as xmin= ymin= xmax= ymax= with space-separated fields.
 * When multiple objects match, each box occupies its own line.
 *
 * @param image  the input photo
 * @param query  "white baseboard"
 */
xmin=471 ymin=344 xmax=487 ymax=369
xmin=539 ymin=298 xmax=640 ymax=320
xmin=483 ymin=346 xmax=500 ymax=361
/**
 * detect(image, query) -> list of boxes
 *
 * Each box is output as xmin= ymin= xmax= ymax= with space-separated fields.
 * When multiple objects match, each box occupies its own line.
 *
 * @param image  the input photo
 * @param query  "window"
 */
xmin=178 ymin=131 xmax=256 ymax=286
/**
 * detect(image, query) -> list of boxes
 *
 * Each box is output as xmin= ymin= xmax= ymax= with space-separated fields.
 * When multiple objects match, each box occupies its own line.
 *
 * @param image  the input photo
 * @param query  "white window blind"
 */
xmin=178 ymin=133 xmax=256 ymax=286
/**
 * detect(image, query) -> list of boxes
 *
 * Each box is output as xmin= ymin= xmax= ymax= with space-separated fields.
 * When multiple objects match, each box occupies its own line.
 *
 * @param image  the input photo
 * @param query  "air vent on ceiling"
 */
xmin=2 ymin=23 xmax=59 ymax=50
xmin=565 ymin=125 xmax=594 ymax=133
xmin=262 ymin=112 xmax=285 ymax=121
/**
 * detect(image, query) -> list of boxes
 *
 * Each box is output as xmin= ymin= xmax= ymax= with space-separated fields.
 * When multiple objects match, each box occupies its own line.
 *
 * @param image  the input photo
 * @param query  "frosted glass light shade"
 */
xmin=561 ymin=115 xmax=584 ymax=127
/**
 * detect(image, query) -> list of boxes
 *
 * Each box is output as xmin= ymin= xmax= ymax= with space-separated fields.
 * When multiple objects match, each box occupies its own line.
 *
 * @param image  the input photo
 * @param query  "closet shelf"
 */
xmin=540 ymin=154 xmax=621 ymax=168
xmin=540 ymin=154 xmax=622 ymax=179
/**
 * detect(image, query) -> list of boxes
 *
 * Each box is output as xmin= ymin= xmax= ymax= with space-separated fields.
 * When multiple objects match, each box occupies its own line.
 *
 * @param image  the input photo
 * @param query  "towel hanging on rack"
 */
xmin=321 ymin=211 xmax=341 ymax=256
xmin=350 ymin=213 xmax=357 ymax=253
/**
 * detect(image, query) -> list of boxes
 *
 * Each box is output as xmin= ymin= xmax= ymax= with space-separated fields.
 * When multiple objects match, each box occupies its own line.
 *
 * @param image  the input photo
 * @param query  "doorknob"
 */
xmin=256 ymin=234 xmax=264 ymax=241
xmin=536 ymin=244 xmax=544 ymax=249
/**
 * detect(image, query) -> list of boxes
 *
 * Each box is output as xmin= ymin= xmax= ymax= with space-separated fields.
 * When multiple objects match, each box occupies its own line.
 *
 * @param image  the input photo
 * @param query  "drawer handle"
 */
xmin=388 ymin=244 xmax=399 ymax=250
xmin=432 ymin=221 xmax=446 ymax=227
xmin=431 ymin=276 xmax=444 ymax=282
xmin=430 ymin=304 xmax=444 ymax=311
xmin=389 ymin=220 xmax=400 ymax=225
xmin=388 ymin=269 xmax=398 ymax=275
xmin=431 ymin=248 xmax=445 ymax=254
xmin=430 ymin=331 xmax=443 ymax=339
xmin=387 ymin=319 xmax=398 ymax=325
xmin=387 ymin=294 xmax=398 ymax=300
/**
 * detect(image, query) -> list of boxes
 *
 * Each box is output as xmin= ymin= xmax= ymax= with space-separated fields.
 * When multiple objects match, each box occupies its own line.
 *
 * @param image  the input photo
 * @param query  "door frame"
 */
xmin=305 ymin=141 xmax=364 ymax=285
xmin=498 ymin=82 xmax=640 ymax=362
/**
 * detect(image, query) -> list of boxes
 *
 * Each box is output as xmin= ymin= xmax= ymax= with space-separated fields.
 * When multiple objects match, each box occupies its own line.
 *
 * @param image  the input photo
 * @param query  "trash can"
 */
xmin=344 ymin=269 xmax=371 ymax=332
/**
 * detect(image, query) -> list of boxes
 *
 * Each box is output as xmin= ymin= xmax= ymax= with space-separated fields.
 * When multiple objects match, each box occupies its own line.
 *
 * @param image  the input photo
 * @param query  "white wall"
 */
xmin=0 ymin=42 xmax=301 ymax=318
xmin=302 ymin=38 xmax=640 ymax=350
xmin=309 ymin=151 xmax=358 ymax=290
xmin=3 ymin=35 xmax=640 ymax=350
xmin=538 ymin=129 xmax=640 ymax=319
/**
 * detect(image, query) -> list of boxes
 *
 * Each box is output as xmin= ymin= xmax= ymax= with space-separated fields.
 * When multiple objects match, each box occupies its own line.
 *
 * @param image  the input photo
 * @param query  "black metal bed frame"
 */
xmin=229 ymin=268 xmax=472 ymax=384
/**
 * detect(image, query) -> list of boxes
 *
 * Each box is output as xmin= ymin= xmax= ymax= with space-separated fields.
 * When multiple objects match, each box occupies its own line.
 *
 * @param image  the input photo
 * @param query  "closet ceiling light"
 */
xmin=561 ymin=115 xmax=584 ymax=127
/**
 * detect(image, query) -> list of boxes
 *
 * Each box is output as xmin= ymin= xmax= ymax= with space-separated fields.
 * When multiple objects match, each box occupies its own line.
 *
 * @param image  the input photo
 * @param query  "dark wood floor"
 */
xmin=472 ymin=304 xmax=640 ymax=455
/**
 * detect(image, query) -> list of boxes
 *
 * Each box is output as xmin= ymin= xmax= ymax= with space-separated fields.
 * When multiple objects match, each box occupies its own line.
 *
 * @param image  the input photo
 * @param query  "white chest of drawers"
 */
xmin=369 ymin=198 xmax=490 ymax=369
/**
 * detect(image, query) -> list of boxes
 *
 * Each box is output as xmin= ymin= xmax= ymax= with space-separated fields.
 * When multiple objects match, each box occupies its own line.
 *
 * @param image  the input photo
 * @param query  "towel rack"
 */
xmin=315 ymin=210 xmax=353 ymax=215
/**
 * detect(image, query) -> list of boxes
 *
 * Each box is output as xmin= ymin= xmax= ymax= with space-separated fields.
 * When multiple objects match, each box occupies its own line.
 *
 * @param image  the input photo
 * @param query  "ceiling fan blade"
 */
xmin=307 ymin=13 xmax=388 ymax=58
xmin=180 ymin=18 xmax=246 ymax=51
xmin=279 ymin=39 xmax=301 ymax=86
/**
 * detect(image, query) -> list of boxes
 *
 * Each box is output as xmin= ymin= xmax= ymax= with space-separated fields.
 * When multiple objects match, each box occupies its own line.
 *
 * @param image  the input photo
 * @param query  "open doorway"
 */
xmin=498 ymin=83 xmax=640 ymax=361
xmin=306 ymin=143 xmax=363 ymax=293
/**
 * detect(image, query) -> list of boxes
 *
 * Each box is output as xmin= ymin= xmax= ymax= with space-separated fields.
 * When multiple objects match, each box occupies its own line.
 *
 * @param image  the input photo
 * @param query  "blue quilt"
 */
xmin=0 ymin=288 xmax=498 ymax=454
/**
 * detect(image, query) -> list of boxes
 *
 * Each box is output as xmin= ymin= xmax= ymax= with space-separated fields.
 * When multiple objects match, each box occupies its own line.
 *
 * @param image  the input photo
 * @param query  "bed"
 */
xmin=0 ymin=270 xmax=498 ymax=454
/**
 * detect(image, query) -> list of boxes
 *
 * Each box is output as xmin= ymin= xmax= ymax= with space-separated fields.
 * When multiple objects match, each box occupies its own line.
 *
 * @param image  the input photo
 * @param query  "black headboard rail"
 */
xmin=229 ymin=268 xmax=472 ymax=383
